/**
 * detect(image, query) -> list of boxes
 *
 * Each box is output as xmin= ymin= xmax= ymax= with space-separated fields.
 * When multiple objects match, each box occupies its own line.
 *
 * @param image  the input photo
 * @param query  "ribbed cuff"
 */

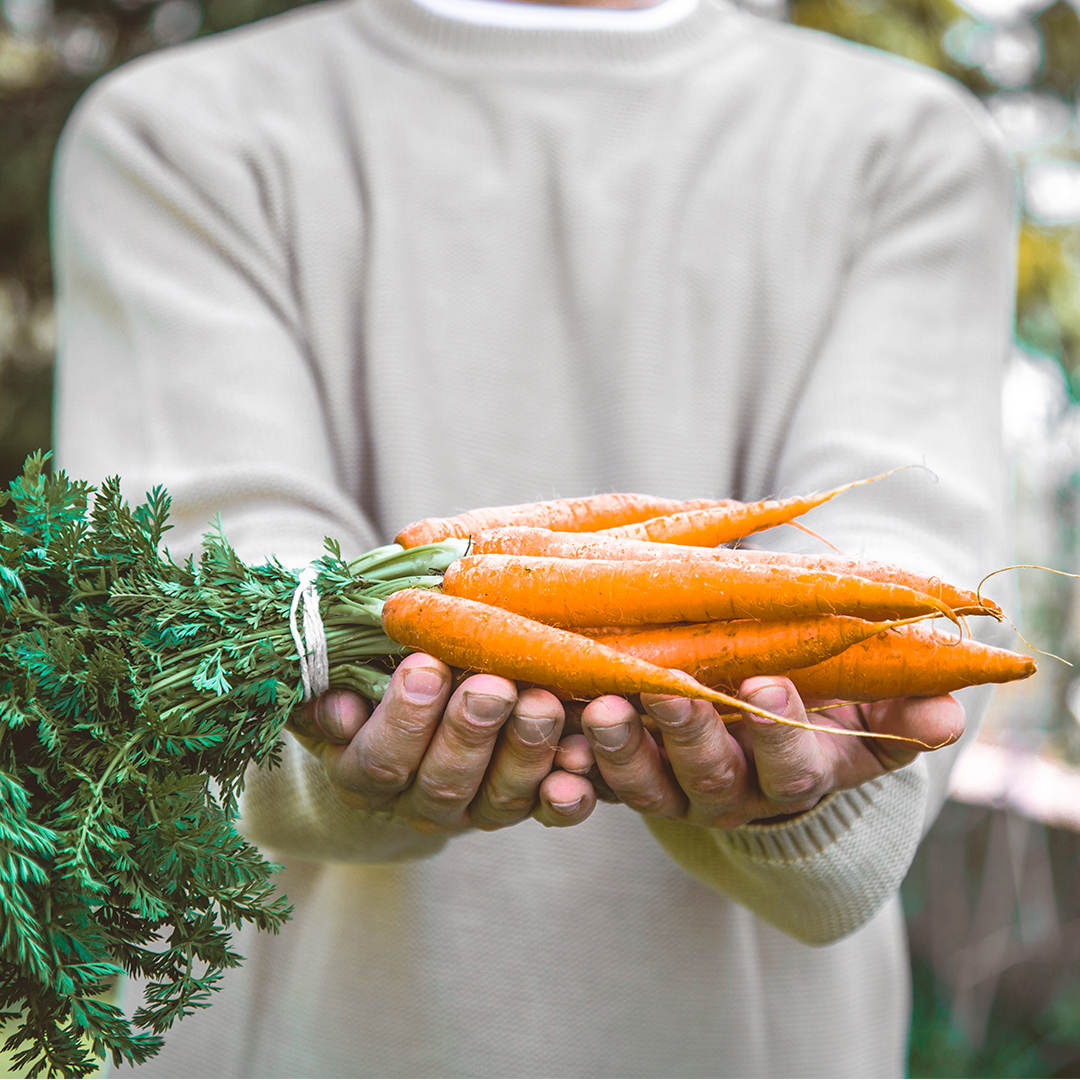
xmin=239 ymin=735 xmax=449 ymax=864
xmin=720 ymin=781 xmax=882 ymax=861
xmin=645 ymin=761 xmax=929 ymax=945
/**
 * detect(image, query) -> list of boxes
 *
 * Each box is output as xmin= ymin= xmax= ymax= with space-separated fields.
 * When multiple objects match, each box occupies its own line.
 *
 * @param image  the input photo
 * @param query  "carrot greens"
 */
xmin=0 ymin=455 xmax=458 ymax=1078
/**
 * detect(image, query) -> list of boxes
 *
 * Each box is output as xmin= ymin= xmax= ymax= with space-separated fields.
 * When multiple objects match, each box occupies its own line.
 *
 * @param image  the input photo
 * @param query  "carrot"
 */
xmin=598 ymin=470 xmax=903 ymax=547
xmin=588 ymin=615 xmax=931 ymax=690
xmin=469 ymin=527 xmax=999 ymax=618
xmin=381 ymin=588 xmax=787 ymax=722
xmin=781 ymin=624 xmax=1036 ymax=700
xmin=440 ymin=554 xmax=960 ymax=626
xmin=394 ymin=494 xmax=734 ymax=548
xmin=381 ymin=590 xmax=959 ymax=747
xmin=719 ymin=549 xmax=1001 ymax=619
xmin=469 ymin=526 xmax=675 ymax=559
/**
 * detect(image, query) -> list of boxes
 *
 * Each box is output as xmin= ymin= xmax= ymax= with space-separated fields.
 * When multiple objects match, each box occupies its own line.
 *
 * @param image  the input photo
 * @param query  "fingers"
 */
xmin=288 ymin=690 xmax=371 ymax=773
xmin=299 ymin=656 xmax=604 ymax=835
xmin=851 ymin=693 xmax=966 ymax=772
xmin=393 ymin=672 xmax=518 ymax=832
xmin=737 ymin=678 xmax=830 ymax=814
xmin=637 ymin=693 xmax=756 ymax=825
xmin=578 ymin=679 xmax=966 ymax=831
xmin=319 ymin=652 xmax=453 ymax=812
xmin=534 ymin=769 xmax=597 ymax=828
xmin=581 ymin=696 xmax=688 ymax=818
xmin=634 ymin=681 xmax=831 ymax=826
xmin=554 ymin=734 xmax=593 ymax=775
xmin=738 ymin=680 xmax=965 ymax=815
xmin=469 ymin=688 xmax=568 ymax=830
xmin=288 ymin=689 xmax=371 ymax=748
xmin=315 ymin=689 xmax=371 ymax=743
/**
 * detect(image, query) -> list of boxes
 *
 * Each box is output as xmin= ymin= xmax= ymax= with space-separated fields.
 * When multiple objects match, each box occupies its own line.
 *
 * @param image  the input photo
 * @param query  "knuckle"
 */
xmin=688 ymin=760 xmax=741 ymax=803
xmin=415 ymin=773 xmax=473 ymax=808
xmin=357 ymin=755 xmax=413 ymax=791
xmin=617 ymin=789 xmax=671 ymax=816
xmin=483 ymin=786 xmax=535 ymax=817
xmin=769 ymin=767 xmax=825 ymax=804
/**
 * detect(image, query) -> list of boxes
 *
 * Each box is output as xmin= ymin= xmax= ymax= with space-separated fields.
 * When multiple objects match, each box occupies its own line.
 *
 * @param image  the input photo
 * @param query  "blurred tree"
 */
xmin=1039 ymin=0 xmax=1080 ymax=100
xmin=790 ymin=0 xmax=1080 ymax=396
xmin=790 ymin=0 xmax=988 ymax=93
xmin=0 ymin=0 xmax=316 ymax=488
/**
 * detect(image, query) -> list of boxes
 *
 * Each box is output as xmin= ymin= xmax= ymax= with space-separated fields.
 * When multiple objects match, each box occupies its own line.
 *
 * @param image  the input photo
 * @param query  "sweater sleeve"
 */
xmin=51 ymin=60 xmax=371 ymax=558
xmin=646 ymin=72 xmax=1017 ymax=946
xmin=51 ymin=59 xmax=448 ymax=865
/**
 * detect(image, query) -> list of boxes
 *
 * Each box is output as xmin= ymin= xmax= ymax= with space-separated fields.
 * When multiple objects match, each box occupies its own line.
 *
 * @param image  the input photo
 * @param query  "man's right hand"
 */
xmin=289 ymin=652 xmax=597 ymax=834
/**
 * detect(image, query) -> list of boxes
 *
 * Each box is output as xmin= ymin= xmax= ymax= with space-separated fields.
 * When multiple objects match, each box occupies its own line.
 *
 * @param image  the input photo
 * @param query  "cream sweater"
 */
xmin=52 ymin=0 xmax=1015 ymax=1073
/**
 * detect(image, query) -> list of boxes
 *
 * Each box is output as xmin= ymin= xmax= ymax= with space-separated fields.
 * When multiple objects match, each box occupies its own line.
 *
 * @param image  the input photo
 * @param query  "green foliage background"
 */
xmin=0 ymin=0 xmax=321 ymax=480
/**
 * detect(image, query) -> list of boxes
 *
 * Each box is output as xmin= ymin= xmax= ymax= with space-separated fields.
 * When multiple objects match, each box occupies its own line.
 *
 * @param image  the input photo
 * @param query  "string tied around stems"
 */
xmin=290 ymin=566 xmax=330 ymax=702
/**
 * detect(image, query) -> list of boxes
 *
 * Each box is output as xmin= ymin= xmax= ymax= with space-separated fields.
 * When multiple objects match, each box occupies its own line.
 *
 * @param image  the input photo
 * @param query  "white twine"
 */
xmin=289 ymin=566 xmax=329 ymax=702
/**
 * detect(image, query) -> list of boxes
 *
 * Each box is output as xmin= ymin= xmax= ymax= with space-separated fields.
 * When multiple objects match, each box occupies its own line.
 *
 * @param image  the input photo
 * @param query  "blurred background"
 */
xmin=2 ymin=0 xmax=1080 ymax=1072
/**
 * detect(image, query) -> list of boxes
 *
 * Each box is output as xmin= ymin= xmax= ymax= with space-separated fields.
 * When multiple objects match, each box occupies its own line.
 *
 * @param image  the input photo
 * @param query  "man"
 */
xmin=52 ymin=0 xmax=1015 ymax=1072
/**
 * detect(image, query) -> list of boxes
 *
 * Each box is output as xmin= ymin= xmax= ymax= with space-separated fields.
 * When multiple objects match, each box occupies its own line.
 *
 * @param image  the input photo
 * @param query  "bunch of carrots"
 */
xmin=381 ymin=473 xmax=1036 ymax=744
xmin=0 ymin=461 xmax=1036 ymax=1074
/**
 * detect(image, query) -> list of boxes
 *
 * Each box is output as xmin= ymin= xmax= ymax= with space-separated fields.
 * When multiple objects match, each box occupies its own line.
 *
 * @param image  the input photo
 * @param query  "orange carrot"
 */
xmin=395 ymin=494 xmax=734 ymax=549
xmin=469 ymin=527 xmax=999 ymax=618
xmin=719 ymin=549 xmax=1001 ymax=619
xmin=782 ymin=624 xmax=1036 ymax=700
xmin=589 ymin=615 xmax=929 ymax=690
xmin=470 ymin=526 xmax=674 ymax=559
xmin=381 ymin=589 xmax=786 ymax=721
xmin=381 ymin=590 xmax=959 ymax=747
xmin=440 ymin=554 xmax=960 ymax=626
xmin=599 ymin=470 xmax=902 ymax=547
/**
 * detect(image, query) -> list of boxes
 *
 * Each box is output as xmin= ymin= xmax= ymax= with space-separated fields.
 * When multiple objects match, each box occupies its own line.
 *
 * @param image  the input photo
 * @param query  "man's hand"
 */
xmin=289 ymin=652 xmax=597 ymax=834
xmin=577 ymin=677 xmax=965 ymax=828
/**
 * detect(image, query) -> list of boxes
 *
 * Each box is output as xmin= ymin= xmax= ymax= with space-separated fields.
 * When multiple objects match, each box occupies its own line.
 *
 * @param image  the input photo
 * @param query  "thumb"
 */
xmin=289 ymin=688 xmax=371 ymax=747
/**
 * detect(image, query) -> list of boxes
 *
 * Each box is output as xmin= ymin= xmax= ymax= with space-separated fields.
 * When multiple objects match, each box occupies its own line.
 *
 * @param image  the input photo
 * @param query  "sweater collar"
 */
xmin=351 ymin=0 xmax=740 ymax=71
xmin=409 ymin=0 xmax=700 ymax=32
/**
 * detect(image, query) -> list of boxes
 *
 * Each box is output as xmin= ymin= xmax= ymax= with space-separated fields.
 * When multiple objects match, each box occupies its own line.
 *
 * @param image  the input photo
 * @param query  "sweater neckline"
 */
xmin=351 ymin=0 xmax=740 ymax=71
xmin=408 ymin=0 xmax=699 ymax=33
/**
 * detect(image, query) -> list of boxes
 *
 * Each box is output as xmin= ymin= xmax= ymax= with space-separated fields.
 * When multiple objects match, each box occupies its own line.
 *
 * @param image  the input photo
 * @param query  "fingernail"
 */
xmin=549 ymin=797 xmax=584 ymax=815
xmin=315 ymin=692 xmax=346 ymax=741
xmin=402 ymin=667 xmax=445 ymax=704
xmin=464 ymin=692 xmax=513 ymax=725
xmin=513 ymin=713 xmax=558 ymax=746
xmin=591 ymin=722 xmax=630 ymax=750
xmin=746 ymin=684 xmax=789 ymax=716
xmin=648 ymin=697 xmax=692 ymax=724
